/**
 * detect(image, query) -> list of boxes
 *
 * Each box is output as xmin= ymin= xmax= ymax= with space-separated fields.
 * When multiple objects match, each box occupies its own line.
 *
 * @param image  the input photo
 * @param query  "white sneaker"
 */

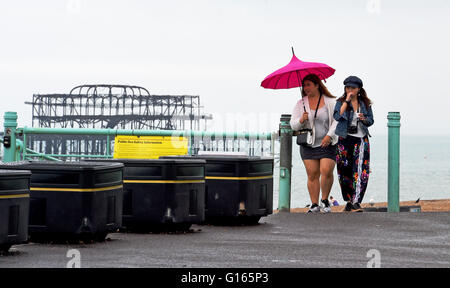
xmin=321 ymin=206 xmax=331 ymax=213
xmin=307 ymin=204 xmax=320 ymax=213
xmin=321 ymin=199 xmax=331 ymax=213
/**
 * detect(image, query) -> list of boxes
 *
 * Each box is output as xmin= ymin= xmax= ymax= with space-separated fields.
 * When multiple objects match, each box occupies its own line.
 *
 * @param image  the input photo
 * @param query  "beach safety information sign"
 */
xmin=113 ymin=135 xmax=188 ymax=159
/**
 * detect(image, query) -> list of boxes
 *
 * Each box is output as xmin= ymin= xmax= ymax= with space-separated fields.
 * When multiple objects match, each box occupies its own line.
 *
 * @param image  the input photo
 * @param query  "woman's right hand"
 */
xmin=300 ymin=112 xmax=309 ymax=124
xmin=346 ymin=92 xmax=353 ymax=102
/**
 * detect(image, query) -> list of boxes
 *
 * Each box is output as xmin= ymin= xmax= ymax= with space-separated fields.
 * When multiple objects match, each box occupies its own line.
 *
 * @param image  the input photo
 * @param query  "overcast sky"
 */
xmin=1 ymin=0 xmax=449 ymax=135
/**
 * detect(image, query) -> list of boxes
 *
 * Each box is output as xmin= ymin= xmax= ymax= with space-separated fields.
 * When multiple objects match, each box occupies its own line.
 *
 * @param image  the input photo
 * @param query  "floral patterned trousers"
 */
xmin=336 ymin=135 xmax=370 ymax=204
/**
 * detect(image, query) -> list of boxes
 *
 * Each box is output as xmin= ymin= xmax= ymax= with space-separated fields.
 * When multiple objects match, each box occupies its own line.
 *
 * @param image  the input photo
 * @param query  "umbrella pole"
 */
xmin=295 ymin=71 xmax=305 ymax=112
xmin=278 ymin=71 xmax=302 ymax=213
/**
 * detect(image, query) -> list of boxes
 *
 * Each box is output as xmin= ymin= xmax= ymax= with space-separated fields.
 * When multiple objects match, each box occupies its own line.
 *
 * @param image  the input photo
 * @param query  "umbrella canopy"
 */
xmin=261 ymin=50 xmax=335 ymax=89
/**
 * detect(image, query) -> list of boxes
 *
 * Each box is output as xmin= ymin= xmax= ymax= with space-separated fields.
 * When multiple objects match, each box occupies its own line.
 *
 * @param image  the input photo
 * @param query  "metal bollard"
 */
xmin=3 ymin=112 xmax=19 ymax=163
xmin=278 ymin=114 xmax=292 ymax=212
xmin=387 ymin=112 xmax=401 ymax=212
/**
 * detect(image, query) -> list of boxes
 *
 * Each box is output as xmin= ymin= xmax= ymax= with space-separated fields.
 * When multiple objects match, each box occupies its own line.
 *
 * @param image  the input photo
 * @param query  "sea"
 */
xmin=272 ymin=135 xmax=450 ymax=209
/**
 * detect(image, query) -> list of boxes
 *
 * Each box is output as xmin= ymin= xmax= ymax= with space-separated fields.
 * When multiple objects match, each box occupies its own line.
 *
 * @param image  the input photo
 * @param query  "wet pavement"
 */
xmin=1 ymin=212 xmax=449 ymax=268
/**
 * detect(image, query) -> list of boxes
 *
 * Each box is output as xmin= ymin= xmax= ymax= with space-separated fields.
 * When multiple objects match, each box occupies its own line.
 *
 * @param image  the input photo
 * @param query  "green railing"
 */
xmin=3 ymin=112 xmax=276 ymax=162
xmin=20 ymin=127 xmax=275 ymax=160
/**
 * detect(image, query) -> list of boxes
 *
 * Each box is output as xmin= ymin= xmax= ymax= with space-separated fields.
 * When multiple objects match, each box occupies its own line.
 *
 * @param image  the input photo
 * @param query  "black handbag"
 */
xmin=296 ymin=128 xmax=313 ymax=146
xmin=296 ymin=94 xmax=322 ymax=147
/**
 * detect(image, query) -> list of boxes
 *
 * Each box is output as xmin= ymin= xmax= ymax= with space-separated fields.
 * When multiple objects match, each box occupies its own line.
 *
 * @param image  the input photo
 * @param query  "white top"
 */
xmin=311 ymin=106 xmax=329 ymax=148
xmin=290 ymin=95 xmax=338 ymax=146
xmin=348 ymin=111 xmax=367 ymax=138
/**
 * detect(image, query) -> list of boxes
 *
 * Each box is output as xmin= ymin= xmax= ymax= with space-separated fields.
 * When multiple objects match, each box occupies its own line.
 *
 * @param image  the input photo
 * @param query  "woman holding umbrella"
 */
xmin=261 ymin=49 xmax=337 ymax=213
xmin=333 ymin=76 xmax=374 ymax=212
xmin=290 ymin=74 xmax=338 ymax=213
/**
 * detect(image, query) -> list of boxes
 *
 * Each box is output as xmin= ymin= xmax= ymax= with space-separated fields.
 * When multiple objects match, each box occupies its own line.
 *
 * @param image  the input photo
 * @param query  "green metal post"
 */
xmin=106 ymin=133 xmax=111 ymax=157
xmin=3 ymin=112 xmax=18 ymax=162
xmin=188 ymin=131 xmax=194 ymax=155
xmin=278 ymin=114 xmax=292 ymax=212
xmin=387 ymin=112 xmax=401 ymax=212
xmin=190 ymin=131 xmax=195 ymax=155
xmin=15 ymin=139 xmax=24 ymax=161
xmin=23 ymin=133 xmax=27 ymax=160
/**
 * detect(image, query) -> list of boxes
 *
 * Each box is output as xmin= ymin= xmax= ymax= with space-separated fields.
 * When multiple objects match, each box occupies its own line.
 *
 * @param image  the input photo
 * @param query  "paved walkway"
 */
xmin=1 ymin=212 xmax=449 ymax=268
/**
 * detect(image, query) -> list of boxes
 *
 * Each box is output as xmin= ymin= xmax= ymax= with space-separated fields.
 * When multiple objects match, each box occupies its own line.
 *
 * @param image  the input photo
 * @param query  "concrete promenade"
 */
xmin=1 ymin=212 xmax=449 ymax=268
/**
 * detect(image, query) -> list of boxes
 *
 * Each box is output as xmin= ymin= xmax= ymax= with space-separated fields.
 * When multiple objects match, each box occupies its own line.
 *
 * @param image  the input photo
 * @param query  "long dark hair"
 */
xmin=301 ymin=74 xmax=335 ymax=98
xmin=338 ymin=87 xmax=372 ymax=108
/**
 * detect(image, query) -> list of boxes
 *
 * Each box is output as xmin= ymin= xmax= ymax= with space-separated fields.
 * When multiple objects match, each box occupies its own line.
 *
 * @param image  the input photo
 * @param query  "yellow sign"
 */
xmin=113 ymin=135 xmax=188 ymax=159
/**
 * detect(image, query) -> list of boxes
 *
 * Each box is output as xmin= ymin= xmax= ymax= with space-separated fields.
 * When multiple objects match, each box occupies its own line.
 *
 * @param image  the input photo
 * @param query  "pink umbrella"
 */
xmin=261 ymin=48 xmax=335 ymax=89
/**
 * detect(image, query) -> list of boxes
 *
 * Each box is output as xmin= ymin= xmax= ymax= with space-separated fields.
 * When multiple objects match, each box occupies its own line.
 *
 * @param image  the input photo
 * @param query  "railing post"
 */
xmin=3 ymin=112 xmax=18 ymax=162
xmin=106 ymin=132 xmax=111 ymax=158
xmin=23 ymin=132 xmax=27 ymax=160
xmin=278 ymin=114 xmax=292 ymax=212
xmin=189 ymin=131 xmax=194 ymax=155
xmin=387 ymin=112 xmax=401 ymax=212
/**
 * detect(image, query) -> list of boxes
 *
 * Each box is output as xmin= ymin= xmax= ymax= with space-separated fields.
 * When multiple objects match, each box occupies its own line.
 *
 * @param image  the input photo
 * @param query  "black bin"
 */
xmin=161 ymin=155 xmax=274 ymax=225
xmin=0 ymin=161 xmax=124 ymax=241
xmin=87 ymin=159 xmax=205 ymax=232
xmin=0 ymin=170 xmax=31 ymax=253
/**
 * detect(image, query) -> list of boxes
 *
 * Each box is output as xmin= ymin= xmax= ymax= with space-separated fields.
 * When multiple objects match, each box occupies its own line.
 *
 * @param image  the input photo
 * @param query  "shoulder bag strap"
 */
xmin=311 ymin=94 xmax=322 ymax=128
xmin=302 ymin=95 xmax=322 ymax=118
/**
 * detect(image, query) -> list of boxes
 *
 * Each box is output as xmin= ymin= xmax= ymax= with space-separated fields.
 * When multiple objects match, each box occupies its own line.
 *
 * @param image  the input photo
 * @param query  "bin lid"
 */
xmin=87 ymin=158 xmax=206 ymax=165
xmin=0 ymin=169 xmax=32 ymax=176
xmin=160 ymin=155 xmax=274 ymax=162
xmin=0 ymin=161 xmax=124 ymax=171
xmin=197 ymin=151 xmax=247 ymax=156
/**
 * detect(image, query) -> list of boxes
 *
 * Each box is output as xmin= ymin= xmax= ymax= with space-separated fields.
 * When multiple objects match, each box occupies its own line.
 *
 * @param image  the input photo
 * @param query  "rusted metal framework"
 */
xmin=27 ymin=84 xmax=210 ymax=130
xmin=24 ymin=84 xmax=212 ymax=158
